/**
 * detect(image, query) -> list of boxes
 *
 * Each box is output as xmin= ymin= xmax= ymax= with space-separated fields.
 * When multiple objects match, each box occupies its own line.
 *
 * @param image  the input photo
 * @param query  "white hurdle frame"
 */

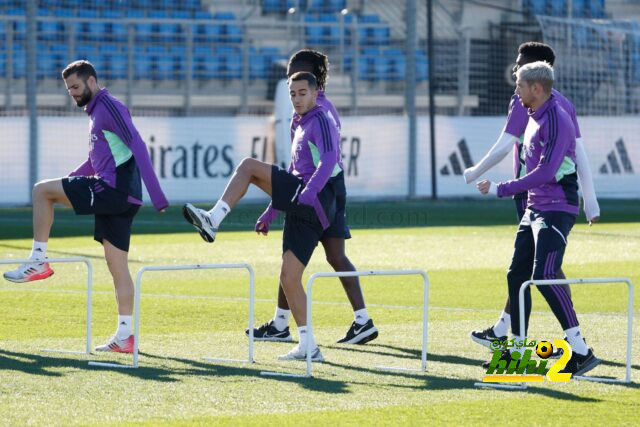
xmin=261 ymin=269 xmax=429 ymax=378
xmin=519 ymin=278 xmax=634 ymax=384
xmin=89 ymin=263 xmax=254 ymax=369
xmin=1 ymin=257 xmax=93 ymax=355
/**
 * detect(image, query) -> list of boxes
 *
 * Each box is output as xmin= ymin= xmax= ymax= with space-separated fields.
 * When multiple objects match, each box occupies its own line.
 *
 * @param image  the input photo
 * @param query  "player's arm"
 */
xmin=575 ymin=137 xmax=599 ymax=223
xmin=68 ymin=158 xmax=94 ymax=177
xmin=465 ymin=96 xmax=526 ymax=183
xmin=495 ymin=121 xmax=573 ymax=198
xmin=570 ymin=111 xmax=600 ymax=223
xmin=463 ymin=131 xmax=518 ymax=183
xmin=104 ymin=107 xmax=169 ymax=211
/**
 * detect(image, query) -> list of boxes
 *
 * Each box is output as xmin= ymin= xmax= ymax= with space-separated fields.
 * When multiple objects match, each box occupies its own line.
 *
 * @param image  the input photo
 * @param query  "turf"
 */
xmin=0 ymin=199 xmax=639 ymax=425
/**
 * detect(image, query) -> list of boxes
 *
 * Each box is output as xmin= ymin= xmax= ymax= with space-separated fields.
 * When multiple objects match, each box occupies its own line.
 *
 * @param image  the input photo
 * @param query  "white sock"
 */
xmin=207 ymin=200 xmax=231 ymax=228
xmin=30 ymin=240 xmax=47 ymax=261
xmin=272 ymin=307 xmax=290 ymax=331
xmin=354 ymin=308 xmax=370 ymax=325
xmin=298 ymin=326 xmax=316 ymax=350
xmin=509 ymin=334 xmax=525 ymax=355
xmin=116 ymin=315 xmax=133 ymax=340
xmin=564 ymin=326 xmax=589 ymax=355
xmin=492 ymin=311 xmax=511 ymax=337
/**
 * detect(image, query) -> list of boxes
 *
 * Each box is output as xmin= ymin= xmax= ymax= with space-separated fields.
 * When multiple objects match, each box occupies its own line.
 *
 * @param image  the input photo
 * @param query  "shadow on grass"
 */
xmin=323 ymin=343 xmax=487 ymax=368
xmin=0 ymin=348 xmax=348 ymax=393
xmin=139 ymin=352 xmax=349 ymax=394
xmin=320 ymin=359 xmax=604 ymax=402
xmin=601 ymin=359 xmax=640 ymax=371
xmin=0 ymin=349 xmax=175 ymax=381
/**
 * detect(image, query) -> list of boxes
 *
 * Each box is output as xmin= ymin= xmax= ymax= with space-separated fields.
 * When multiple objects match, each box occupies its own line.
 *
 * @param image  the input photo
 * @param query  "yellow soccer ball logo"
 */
xmin=536 ymin=341 xmax=553 ymax=359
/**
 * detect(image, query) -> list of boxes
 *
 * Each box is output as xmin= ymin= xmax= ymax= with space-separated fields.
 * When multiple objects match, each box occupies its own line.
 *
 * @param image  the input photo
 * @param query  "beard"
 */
xmin=75 ymin=86 xmax=93 ymax=107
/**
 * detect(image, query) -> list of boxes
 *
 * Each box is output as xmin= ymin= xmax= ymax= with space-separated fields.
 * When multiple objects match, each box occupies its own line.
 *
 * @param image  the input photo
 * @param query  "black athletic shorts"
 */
xmin=62 ymin=176 xmax=140 ymax=252
xmin=270 ymin=165 xmax=336 ymax=266
xmin=321 ymin=171 xmax=351 ymax=240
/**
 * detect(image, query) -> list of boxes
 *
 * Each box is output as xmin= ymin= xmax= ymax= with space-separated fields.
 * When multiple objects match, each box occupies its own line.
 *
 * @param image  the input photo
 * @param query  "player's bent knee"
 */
xmin=237 ymin=157 xmax=257 ymax=173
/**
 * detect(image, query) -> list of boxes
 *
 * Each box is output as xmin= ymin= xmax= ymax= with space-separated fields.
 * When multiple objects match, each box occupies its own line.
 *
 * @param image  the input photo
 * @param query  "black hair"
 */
xmin=518 ymin=42 xmax=555 ymax=66
xmin=62 ymin=60 xmax=98 ymax=81
xmin=287 ymin=49 xmax=328 ymax=90
xmin=288 ymin=71 xmax=318 ymax=89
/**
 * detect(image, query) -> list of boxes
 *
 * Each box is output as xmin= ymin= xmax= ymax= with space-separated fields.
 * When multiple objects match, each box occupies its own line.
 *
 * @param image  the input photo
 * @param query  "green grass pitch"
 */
xmin=0 ymin=199 xmax=639 ymax=425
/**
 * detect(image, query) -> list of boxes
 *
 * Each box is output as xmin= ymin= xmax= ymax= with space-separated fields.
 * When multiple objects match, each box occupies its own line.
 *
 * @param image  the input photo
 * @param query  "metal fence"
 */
xmin=0 ymin=0 xmax=474 ymax=116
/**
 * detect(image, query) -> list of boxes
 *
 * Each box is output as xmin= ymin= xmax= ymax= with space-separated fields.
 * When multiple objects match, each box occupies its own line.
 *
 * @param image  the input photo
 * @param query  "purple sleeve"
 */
xmin=570 ymin=106 xmax=582 ymax=139
xmin=106 ymin=105 xmax=169 ymax=211
xmin=304 ymin=115 xmax=339 ymax=193
xmin=127 ymin=128 xmax=169 ymax=211
xmin=497 ymin=114 xmax=575 ymax=198
xmin=69 ymin=158 xmax=94 ymax=177
xmin=504 ymin=95 xmax=528 ymax=137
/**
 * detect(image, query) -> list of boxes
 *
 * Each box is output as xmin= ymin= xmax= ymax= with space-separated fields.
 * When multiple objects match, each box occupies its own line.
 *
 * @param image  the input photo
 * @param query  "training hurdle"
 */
xmin=519 ymin=278 xmax=634 ymax=384
xmin=261 ymin=269 xmax=429 ymax=378
xmin=476 ymin=277 xmax=634 ymax=390
xmin=1 ymin=257 xmax=93 ymax=355
xmin=89 ymin=263 xmax=254 ymax=369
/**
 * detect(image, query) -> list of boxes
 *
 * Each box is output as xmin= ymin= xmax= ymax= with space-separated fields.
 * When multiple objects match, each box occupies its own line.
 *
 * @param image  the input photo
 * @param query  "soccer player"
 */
xmin=183 ymin=72 xmax=338 ymax=361
xmin=248 ymin=49 xmax=378 ymax=345
xmin=3 ymin=60 xmax=169 ymax=353
xmin=477 ymin=61 xmax=600 ymax=375
xmin=465 ymin=42 xmax=599 ymax=351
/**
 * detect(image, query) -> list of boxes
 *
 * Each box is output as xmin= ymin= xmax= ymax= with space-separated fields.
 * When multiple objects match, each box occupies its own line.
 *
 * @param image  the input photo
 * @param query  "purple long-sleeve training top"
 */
xmin=497 ymin=94 xmax=580 ymax=215
xmin=290 ymin=104 xmax=341 ymax=228
xmin=69 ymin=88 xmax=168 ymax=211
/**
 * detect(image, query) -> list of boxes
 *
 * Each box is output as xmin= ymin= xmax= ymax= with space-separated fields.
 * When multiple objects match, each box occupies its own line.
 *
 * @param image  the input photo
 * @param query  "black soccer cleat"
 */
xmin=337 ymin=319 xmax=379 ymax=344
xmin=470 ymin=327 xmax=507 ymax=350
xmin=245 ymin=320 xmax=292 ymax=342
xmin=559 ymin=348 xmax=601 ymax=376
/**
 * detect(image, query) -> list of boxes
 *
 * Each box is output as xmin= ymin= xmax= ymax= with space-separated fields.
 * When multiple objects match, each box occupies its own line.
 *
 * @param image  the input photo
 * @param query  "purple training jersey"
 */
xmin=504 ymin=88 xmax=581 ymax=181
xmin=292 ymin=90 xmax=344 ymax=172
xmin=69 ymin=89 xmax=168 ymax=211
xmin=290 ymin=104 xmax=341 ymax=185
xmin=497 ymin=94 xmax=579 ymax=215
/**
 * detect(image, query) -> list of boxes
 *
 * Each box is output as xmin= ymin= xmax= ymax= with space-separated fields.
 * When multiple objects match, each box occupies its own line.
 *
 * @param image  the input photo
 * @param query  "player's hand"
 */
xmin=255 ymin=205 xmax=278 ymax=236
xmin=297 ymin=187 xmax=317 ymax=207
xmin=255 ymin=220 xmax=269 ymax=235
xmin=463 ymin=167 xmax=477 ymax=184
xmin=584 ymin=198 xmax=600 ymax=226
xmin=477 ymin=180 xmax=491 ymax=195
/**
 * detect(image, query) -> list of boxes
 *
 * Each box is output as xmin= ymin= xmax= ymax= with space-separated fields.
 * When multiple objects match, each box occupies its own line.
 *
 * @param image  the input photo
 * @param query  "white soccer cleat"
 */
xmin=277 ymin=344 xmax=324 ymax=362
xmin=3 ymin=261 xmax=54 ymax=283
xmin=95 ymin=335 xmax=135 ymax=353
xmin=182 ymin=203 xmax=218 ymax=243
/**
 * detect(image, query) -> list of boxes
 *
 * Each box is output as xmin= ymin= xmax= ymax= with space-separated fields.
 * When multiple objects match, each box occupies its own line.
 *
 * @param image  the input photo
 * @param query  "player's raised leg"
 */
xmin=183 ymin=158 xmax=273 ymax=242
xmin=3 ymin=178 xmax=71 ymax=283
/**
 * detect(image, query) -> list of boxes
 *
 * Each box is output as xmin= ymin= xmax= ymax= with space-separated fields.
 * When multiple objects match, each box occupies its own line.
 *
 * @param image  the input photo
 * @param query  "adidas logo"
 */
xmin=440 ymin=139 xmax=474 ymax=176
xmin=599 ymin=139 xmax=634 ymax=174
